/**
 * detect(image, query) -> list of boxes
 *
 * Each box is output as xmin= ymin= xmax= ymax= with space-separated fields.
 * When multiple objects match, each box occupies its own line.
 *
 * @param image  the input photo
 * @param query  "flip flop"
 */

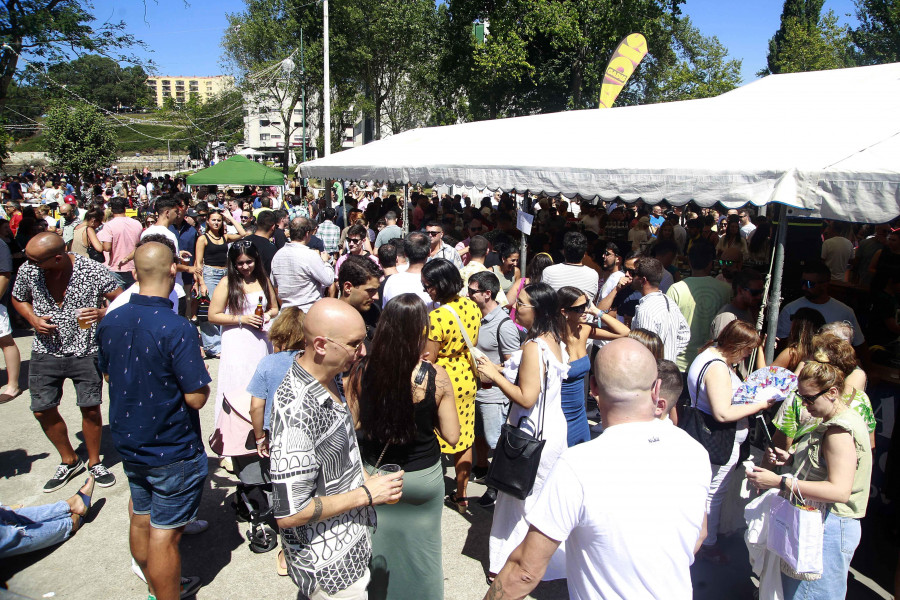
xmin=276 ymin=549 xmax=288 ymax=576
xmin=0 ymin=391 xmax=20 ymax=404
xmin=72 ymin=476 xmax=95 ymax=532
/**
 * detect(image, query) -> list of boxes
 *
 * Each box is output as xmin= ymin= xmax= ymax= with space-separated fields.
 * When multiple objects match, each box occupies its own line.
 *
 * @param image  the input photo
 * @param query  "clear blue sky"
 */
xmin=85 ymin=0 xmax=859 ymax=84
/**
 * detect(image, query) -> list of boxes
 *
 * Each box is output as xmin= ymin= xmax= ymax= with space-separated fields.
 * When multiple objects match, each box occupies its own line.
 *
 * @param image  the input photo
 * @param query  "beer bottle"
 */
xmin=255 ymin=296 xmax=264 ymax=318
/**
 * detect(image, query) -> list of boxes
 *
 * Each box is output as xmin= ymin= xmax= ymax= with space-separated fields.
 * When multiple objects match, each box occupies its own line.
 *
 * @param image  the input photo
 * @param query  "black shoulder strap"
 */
xmin=690 ymin=358 xmax=727 ymax=408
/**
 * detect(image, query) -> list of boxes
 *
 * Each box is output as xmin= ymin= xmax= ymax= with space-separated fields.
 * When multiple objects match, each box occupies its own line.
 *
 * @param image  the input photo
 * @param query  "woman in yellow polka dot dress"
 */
xmin=422 ymin=259 xmax=481 ymax=511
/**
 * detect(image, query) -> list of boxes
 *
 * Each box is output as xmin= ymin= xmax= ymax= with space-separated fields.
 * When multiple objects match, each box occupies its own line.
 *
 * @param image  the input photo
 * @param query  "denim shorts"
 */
xmin=475 ymin=401 xmax=509 ymax=449
xmin=29 ymin=353 xmax=102 ymax=412
xmin=123 ymin=450 xmax=208 ymax=529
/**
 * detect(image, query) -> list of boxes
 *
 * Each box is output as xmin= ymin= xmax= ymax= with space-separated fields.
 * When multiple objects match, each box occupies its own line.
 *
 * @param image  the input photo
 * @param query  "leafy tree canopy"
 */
xmin=853 ymin=0 xmax=900 ymax=63
xmin=44 ymin=101 xmax=117 ymax=174
xmin=43 ymin=55 xmax=153 ymax=111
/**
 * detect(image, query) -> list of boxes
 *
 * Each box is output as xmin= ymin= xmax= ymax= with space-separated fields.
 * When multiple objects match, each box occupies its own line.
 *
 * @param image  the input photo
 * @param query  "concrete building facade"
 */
xmin=145 ymin=75 xmax=235 ymax=106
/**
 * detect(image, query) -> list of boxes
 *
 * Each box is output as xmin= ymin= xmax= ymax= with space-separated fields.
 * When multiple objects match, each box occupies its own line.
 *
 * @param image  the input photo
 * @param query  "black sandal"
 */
xmin=445 ymin=492 xmax=468 ymax=513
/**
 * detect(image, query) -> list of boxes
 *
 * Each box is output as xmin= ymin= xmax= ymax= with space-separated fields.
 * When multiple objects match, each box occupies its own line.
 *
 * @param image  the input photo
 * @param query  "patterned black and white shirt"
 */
xmin=12 ymin=254 xmax=119 ymax=357
xmin=270 ymin=360 xmax=372 ymax=598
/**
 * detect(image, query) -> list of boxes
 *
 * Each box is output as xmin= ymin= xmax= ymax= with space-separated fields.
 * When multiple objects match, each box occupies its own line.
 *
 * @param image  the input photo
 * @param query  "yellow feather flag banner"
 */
xmin=598 ymin=33 xmax=648 ymax=109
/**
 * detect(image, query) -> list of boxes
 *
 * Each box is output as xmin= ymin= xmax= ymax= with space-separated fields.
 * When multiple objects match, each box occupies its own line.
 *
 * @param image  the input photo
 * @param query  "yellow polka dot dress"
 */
xmin=429 ymin=296 xmax=481 ymax=454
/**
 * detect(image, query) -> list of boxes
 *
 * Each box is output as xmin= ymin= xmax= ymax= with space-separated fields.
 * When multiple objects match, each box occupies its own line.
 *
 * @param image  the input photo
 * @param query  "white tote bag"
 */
xmin=766 ymin=478 xmax=824 ymax=577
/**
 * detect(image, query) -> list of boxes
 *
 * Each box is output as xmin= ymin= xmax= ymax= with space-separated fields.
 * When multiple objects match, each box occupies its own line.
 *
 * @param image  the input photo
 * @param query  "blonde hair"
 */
xmin=798 ymin=360 xmax=845 ymax=395
xmin=267 ymin=306 xmax=306 ymax=351
xmin=810 ymin=332 xmax=857 ymax=376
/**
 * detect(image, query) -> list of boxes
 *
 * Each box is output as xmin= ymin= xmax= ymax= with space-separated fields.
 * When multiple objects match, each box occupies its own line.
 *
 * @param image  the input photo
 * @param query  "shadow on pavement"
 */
xmin=180 ymin=458 xmax=257 ymax=587
xmin=0 ymin=449 xmax=49 ymax=479
xmin=74 ymin=424 xmax=122 ymax=470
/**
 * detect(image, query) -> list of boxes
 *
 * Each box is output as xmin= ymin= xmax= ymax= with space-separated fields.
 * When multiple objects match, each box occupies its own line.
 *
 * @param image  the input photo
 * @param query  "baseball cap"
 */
xmin=64 ymin=195 xmax=77 ymax=205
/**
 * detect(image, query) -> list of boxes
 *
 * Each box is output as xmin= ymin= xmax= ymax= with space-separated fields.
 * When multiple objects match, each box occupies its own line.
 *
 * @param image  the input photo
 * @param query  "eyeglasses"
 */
xmin=324 ymin=336 xmax=364 ymax=357
xmin=348 ymin=238 xmax=364 ymax=245
xmin=425 ymin=230 xmax=442 ymax=237
xmin=467 ymin=286 xmax=485 ymax=296
xmin=233 ymin=240 xmax=253 ymax=249
xmin=422 ymin=281 xmax=436 ymax=291
xmin=743 ymin=287 xmax=765 ymax=296
xmin=624 ymin=268 xmax=637 ymax=276
xmin=515 ymin=299 xmax=534 ymax=308
xmin=798 ymin=389 xmax=827 ymax=404
xmin=241 ymin=216 xmax=252 ymax=221
xmin=26 ymin=254 xmax=56 ymax=266
xmin=565 ymin=302 xmax=588 ymax=314
xmin=802 ymin=279 xmax=825 ymax=288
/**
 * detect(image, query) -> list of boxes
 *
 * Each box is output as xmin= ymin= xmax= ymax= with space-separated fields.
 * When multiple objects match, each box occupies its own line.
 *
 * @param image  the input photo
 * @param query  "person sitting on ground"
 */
xmin=0 ymin=476 xmax=95 ymax=559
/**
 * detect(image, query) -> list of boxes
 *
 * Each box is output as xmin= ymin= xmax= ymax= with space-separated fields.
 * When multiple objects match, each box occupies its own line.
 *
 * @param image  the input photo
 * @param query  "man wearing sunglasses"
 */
xmin=424 ymin=221 xmax=463 ymax=269
xmin=710 ymin=269 xmax=765 ymax=340
xmin=776 ymin=261 xmax=865 ymax=347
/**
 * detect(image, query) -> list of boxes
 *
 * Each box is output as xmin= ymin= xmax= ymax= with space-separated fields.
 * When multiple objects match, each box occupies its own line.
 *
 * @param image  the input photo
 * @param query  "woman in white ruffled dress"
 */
xmin=476 ymin=282 xmax=570 ymax=582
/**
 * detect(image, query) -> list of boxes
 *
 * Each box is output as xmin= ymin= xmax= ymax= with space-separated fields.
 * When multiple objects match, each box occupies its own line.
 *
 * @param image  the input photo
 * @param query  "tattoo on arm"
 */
xmin=309 ymin=497 xmax=324 ymax=524
xmin=486 ymin=579 xmax=505 ymax=600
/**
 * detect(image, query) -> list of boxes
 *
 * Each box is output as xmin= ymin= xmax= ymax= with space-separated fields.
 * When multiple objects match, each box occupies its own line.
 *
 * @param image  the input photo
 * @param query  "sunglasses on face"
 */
xmin=467 ymin=287 xmax=483 ymax=296
xmin=565 ymin=302 xmax=588 ymax=314
xmin=798 ymin=389 xmax=827 ymax=404
xmin=426 ymin=231 xmax=441 ymax=237
xmin=348 ymin=238 xmax=364 ymax=244
xmin=743 ymin=287 xmax=765 ymax=296
xmin=802 ymin=279 xmax=825 ymax=288
xmin=625 ymin=268 xmax=637 ymax=276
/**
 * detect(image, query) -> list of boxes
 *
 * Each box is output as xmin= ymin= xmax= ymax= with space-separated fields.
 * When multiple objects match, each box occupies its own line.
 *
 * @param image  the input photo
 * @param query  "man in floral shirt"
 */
xmin=12 ymin=233 xmax=121 ymax=493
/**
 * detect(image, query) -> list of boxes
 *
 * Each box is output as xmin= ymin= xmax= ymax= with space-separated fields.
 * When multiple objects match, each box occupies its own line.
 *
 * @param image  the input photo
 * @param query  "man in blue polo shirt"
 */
xmin=98 ymin=241 xmax=210 ymax=600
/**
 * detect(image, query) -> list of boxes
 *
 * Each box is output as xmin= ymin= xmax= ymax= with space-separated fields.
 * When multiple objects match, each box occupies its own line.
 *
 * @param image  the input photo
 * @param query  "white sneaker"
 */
xmin=183 ymin=519 xmax=208 ymax=535
xmin=132 ymin=558 xmax=147 ymax=583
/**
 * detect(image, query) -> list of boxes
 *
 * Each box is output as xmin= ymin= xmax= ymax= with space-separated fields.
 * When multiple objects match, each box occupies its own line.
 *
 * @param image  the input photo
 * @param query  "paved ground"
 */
xmin=0 ymin=329 xmax=895 ymax=599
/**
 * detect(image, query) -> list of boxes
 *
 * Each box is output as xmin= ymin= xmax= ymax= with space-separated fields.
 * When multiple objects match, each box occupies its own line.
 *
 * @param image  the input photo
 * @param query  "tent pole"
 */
xmin=403 ymin=183 xmax=409 ymax=235
xmin=764 ymin=203 xmax=789 ymax=363
xmin=520 ymin=191 xmax=528 ymax=274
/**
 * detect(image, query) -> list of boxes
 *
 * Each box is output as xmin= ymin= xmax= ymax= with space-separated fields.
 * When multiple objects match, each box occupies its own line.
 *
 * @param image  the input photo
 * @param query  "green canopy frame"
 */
xmin=186 ymin=155 xmax=286 ymax=187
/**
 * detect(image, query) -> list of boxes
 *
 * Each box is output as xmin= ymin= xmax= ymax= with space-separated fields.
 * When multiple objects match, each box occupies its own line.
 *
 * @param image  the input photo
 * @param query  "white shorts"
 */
xmin=0 ymin=304 xmax=12 ymax=338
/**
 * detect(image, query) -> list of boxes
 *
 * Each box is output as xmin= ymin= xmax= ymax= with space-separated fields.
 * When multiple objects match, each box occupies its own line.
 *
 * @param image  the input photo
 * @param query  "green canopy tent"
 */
xmin=186 ymin=155 xmax=287 ymax=201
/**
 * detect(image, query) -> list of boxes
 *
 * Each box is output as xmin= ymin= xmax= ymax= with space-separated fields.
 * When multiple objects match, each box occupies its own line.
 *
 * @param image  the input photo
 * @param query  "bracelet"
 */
xmin=360 ymin=484 xmax=373 ymax=506
xmin=255 ymin=435 xmax=267 ymax=446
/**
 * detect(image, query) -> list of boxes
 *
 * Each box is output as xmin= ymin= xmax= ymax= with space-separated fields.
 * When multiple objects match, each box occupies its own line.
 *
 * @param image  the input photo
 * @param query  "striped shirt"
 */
xmin=632 ymin=291 xmax=691 ymax=363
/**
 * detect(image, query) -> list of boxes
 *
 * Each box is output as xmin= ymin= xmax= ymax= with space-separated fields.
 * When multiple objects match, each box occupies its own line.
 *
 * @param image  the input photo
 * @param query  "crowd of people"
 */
xmin=0 ymin=168 xmax=897 ymax=600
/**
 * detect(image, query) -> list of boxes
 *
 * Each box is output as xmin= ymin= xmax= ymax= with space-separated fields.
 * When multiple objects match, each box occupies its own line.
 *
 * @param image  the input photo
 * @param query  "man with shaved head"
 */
xmin=98 ymin=241 xmax=210 ymax=600
xmin=12 ymin=232 xmax=122 ymax=492
xmin=270 ymin=298 xmax=403 ymax=599
xmin=485 ymin=338 xmax=710 ymax=600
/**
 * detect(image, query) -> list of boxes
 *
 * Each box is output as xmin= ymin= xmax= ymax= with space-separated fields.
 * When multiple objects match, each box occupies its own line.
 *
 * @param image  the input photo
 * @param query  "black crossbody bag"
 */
xmin=678 ymin=358 xmax=737 ymax=465
xmin=485 ymin=356 xmax=548 ymax=500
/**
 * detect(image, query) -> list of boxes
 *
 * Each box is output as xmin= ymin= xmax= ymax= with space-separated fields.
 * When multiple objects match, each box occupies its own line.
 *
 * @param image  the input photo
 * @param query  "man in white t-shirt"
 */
xmin=484 ymin=338 xmax=710 ymax=600
xmin=382 ymin=232 xmax=433 ymax=308
xmin=776 ymin=261 xmax=865 ymax=346
xmin=821 ymin=222 xmax=854 ymax=281
xmin=738 ymin=209 xmax=756 ymax=240
xmin=541 ymin=231 xmax=599 ymax=302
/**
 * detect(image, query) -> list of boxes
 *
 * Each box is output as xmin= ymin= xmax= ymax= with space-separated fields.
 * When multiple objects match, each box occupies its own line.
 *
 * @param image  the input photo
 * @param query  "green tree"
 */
xmin=442 ymin=0 xmax=689 ymax=120
xmin=640 ymin=16 xmax=742 ymax=103
xmin=162 ymin=89 xmax=245 ymax=167
xmin=853 ymin=0 xmax=900 ymax=63
xmin=0 ymin=0 xmax=144 ymax=106
xmin=44 ymin=102 xmax=117 ymax=174
xmin=761 ymin=0 xmax=855 ymax=75
xmin=770 ymin=11 xmax=857 ymax=73
xmin=46 ymin=55 xmax=153 ymax=110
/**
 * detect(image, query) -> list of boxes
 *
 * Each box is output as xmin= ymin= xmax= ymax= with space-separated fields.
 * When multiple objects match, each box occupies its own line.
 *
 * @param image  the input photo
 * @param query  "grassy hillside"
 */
xmin=13 ymin=112 xmax=192 ymax=154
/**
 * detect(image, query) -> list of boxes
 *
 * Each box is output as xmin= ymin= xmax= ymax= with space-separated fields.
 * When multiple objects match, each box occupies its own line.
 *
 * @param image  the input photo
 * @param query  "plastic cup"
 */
xmin=377 ymin=464 xmax=402 ymax=504
xmin=74 ymin=308 xmax=92 ymax=329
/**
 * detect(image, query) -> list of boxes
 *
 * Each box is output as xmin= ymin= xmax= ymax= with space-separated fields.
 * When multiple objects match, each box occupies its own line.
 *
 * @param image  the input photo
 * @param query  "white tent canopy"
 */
xmin=301 ymin=62 xmax=900 ymax=222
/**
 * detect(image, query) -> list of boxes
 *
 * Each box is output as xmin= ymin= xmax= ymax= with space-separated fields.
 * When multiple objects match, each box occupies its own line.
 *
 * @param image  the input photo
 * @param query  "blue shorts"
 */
xmin=123 ymin=451 xmax=208 ymax=529
xmin=475 ymin=401 xmax=509 ymax=450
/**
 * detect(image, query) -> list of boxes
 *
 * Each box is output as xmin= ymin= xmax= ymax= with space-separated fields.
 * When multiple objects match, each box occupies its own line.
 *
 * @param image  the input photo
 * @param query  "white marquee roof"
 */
xmin=300 ymin=63 xmax=900 ymax=222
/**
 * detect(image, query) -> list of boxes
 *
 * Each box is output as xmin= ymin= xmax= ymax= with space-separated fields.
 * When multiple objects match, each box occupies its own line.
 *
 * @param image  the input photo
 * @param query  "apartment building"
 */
xmin=145 ymin=75 xmax=235 ymax=106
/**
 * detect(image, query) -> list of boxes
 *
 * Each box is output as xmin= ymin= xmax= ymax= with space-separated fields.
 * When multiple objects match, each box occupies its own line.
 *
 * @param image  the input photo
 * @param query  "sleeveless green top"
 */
xmin=791 ymin=407 xmax=872 ymax=518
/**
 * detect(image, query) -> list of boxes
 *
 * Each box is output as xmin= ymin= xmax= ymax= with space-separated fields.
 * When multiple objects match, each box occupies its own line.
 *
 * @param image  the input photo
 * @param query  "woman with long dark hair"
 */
xmin=475 ymin=282 xmax=570 ymax=582
xmin=195 ymin=209 xmax=246 ymax=358
xmin=508 ymin=252 xmax=553 ymax=330
xmin=207 ymin=241 xmax=278 ymax=421
xmin=771 ymin=307 xmax=826 ymax=372
xmin=557 ymin=285 xmax=629 ymax=446
xmin=421 ymin=258 xmax=480 ymax=511
xmin=715 ymin=219 xmax=749 ymax=260
xmin=348 ymin=293 xmax=460 ymax=600
xmin=747 ymin=220 xmax=772 ymax=267
xmin=490 ymin=242 xmax=521 ymax=296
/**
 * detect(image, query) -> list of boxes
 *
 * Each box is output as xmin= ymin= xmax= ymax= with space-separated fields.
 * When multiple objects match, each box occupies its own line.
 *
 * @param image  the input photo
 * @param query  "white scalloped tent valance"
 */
xmin=301 ymin=62 xmax=900 ymax=222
